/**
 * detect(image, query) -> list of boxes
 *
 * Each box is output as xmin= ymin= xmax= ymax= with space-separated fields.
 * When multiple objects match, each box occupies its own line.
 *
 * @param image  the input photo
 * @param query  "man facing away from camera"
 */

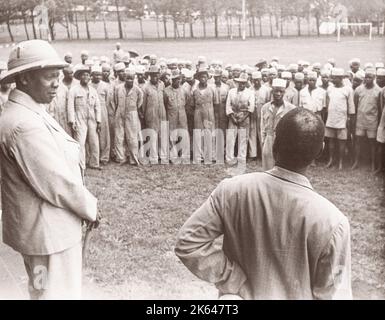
xmin=175 ymin=108 xmax=352 ymax=300
xmin=0 ymin=40 xmax=100 ymax=299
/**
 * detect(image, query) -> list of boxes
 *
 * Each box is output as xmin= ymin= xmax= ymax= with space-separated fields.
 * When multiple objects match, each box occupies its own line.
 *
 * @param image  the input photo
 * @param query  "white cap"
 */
xmin=125 ymin=69 xmax=136 ymax=77
xmin=331 ymin=68 xmax=344 ymax=76
xmin=365 ymin=68 xmax=376 ymax=76
xmin=251 ymin=71 xmax=262 ymax=79
xmin=269 ymin=68 xmax=278 ymax=75
xmin=91 ymin=65 xmax=102 ymax=74
xmin=272 ymin=78 xmax=287 ymax=88
xmin=281 ymin=71 xmax=292 ymax=79
xmin=64 ymin=52 xmax=72 ymax=58
xmin=308 ymin=71 xmax=318 ymax=80
xmin=375 ymin=62 xmax=384 ymax=69
xmin=81 ymin=50 xmax=89 ymax=56
xmin=294 ymin=72 xmax=305 ymax=80
xmin=222 ymin=70 xmax=229 ymax=77
xmin=354 ymin=70 xmax=365 ymax=80
xmin=376 ymin=68 xmax=385 ymax=76
xmin=271 ymin=56 xmax=279 ymax=62
xmin=320 ymin=69 xmax=331 ymax=76
xmin=84 ymin=59 xmax=94 ymax=67
xmin=114 ymin=62 xmax=126 ymax=71
xmin=135 ymin=65 xmax=146 ymax=74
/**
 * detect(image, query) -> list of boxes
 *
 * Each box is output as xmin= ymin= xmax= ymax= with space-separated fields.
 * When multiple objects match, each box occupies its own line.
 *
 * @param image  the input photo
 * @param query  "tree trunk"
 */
xmin=237 ymin=16 xmax=242 ymax=38
xmin=297 ymin=15 xmax=301 ymax=36
xmin=163 ymin=16 xmax=168 ymax=38
xmin=65 ymin=11 xmax=72 ymax=39
xmin=248 ymin=18 xmax=252 ymax=37
xmin=6 ymin=15 xmax=14 ymax=42
xmin=202 ymin=16 xmax=207 ymax=38
xmin=280 ymin=16 xmax=284 ymax=36
xmin=252 ymin=16 xmax=256 ymax=37
xmin=275 ymin=14 xmax=279 ymax=37
xmin=269 ymin=14 xmax=273 ymax=37
xmin=214 ymin=15 xmax=219 ymax=38
xmin=103 ymin=13 xmax=108 ymax=39
xmin=315 ymin=13 xmax=320 ymax=37
xmin=307 ymin=15 xmax=311 ymax=36
xmin=115 ymin=0 xmax=123 ymax=39
xmin=259 ymin=16 xmax=262 ymax=36
xmin=173 ymin=17 xmax=177 ymax=39
xmin=139 ymin=18 xmax=144 ymax=40
xmin=74 ymin=9 xmax=79 ymax=40
xmin=189 ymin=18 xmax=194 ymax=38
xmin=49 ymin=19 xmax=55 ymax=41
xmin=31 ymin=9 xmax=37 ymax=39
xmin=84 ymin=3 xmax=91 ymax=40
xmin=183 ymin=23 xmax=185 ymax=38
xmin=156 ymin=15 xmax=160 ymax=39
xmin=22 ymin=13 xmax=30 ymax=40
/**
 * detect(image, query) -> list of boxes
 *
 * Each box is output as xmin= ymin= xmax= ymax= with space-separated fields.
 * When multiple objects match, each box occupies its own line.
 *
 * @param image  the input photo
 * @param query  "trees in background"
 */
xmin=0 ymin=0 xmax=384 ymax=41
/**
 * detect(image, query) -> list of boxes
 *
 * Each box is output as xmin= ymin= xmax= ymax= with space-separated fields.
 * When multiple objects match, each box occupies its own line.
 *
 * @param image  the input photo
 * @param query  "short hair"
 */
xmin=273 ymin=108 xmax=325 ymax=169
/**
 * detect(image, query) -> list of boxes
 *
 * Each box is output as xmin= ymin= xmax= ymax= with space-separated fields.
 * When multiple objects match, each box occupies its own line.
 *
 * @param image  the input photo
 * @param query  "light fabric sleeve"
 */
xmin=226 ymin=89 xmax=234 ymax=115
xmin=175 ymin=180 xmax=247 ymax=295
xmin=67 ymin=86 xmax=76 ymax=123
xmin=94 ymin=90 xmax=102 ymax=122
xmin=347 ymin=87 xmax=355 ymax=115
xmin=312 ymin=218 xmax=352 ymax=300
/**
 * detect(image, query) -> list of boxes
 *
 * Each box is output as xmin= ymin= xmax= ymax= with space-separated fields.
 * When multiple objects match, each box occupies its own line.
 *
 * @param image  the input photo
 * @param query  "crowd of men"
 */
xmin=1 ymin=42 xmax=385 ymax=176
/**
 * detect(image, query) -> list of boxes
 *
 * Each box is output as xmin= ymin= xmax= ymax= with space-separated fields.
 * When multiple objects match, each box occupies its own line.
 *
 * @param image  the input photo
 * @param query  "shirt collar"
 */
xmin=266 ymin=166 xmax=313 ymax=190
xmin=8 ymin=89 xmax=46 ymax=115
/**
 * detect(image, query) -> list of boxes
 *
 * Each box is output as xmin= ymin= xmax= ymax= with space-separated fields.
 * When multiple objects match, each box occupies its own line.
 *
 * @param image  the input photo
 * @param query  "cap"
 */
xmin=73 ymin=65 xmax=90 ymax=80
xmin=80 ymin=50 xmax=89 ymax=56
xmin=268 ymin=68 xmax=278 ymax=76
xmin=91 ymin=65 xmax=102 ymax=74
xmin=0 ymin=40 xmax=67 ymax=84
xmin=376 ymin=68 xmax=385 ymax=76
xmin=251 ymin=71 xmax=262 ymax=79
xmin=365 ymin=68 xmax=376 ymax=76
xmin=354 ymin=70 xmax=365 ymax=80
xmin=114 ymin=62 xmax=126 ymax=72
xmin=170 ymin=69 xmax=181 ymax=79
xmin=124 ymin=68 xmax=136 ymax=77
xmin=281 ymin=71 xmax=292 ymax=79
xmin=307 ymin=71 xmax=318 ymax=80
xmin=146 ymin=65 xmax=161 ymax=74
xmin=349 ymin=58 xmax=361 ymax=65
xmin=234 ymin=72 xmax=249 ymax=83
xmin=331 ymin=68 xmax=344 ymax=76
xmin=288 ymin=64 xmax=299 ymax=72
xmin=272 ymin=78 xmax=287 ymax=88
xmin=294 ymin=72 xmax=305 ymax=80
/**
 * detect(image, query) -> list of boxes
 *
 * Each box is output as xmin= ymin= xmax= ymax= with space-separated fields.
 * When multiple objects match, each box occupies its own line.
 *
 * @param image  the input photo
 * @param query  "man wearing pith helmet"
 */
xmin=0 ymin=40 xmax=99 ymax=299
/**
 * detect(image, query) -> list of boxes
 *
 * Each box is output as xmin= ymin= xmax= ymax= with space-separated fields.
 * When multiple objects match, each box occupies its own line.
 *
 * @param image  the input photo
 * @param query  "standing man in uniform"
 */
xmin=68 ymin=65 xmax=102 ymax=170
xmin=113 ymin=69 xmax=143 ymax=165
xmin=164 ymin=70 xmax=190 ymax=164
xmin=249 ymin=71 xmax=271 ymax=160
xmin=225 ymin=73 xmax=255 ymax=165
xmin=325 ymin=68 xmax=355 ymax=170
xmin=0 ymin=39 xmax=100 ymax=299
xmin=212 ymin=69 xmax=230 ymax=143
xmin=192 ymin=66 xmax=216 ymax=164
xmin=142 ymin=65 xmax=168 ymax=164
xmin=61 ymin=65 xmax=78 ymax=90
xmin=352 ymin=68 xmax=382 ymax=171
xmin=299 ymin=71 xmax=326 ymax=117
xmin=261 ymin=79 xmax=296 ymax=170
xmin=175 ymin=108 xmax=352 ymax=300
xmin=90 ymin=65 xmax=110 ymax=165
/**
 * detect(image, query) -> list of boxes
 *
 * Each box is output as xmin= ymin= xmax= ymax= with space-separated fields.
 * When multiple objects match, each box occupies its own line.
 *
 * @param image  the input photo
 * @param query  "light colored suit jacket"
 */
xmin=0 ymin=89 xmax=97 ymax=255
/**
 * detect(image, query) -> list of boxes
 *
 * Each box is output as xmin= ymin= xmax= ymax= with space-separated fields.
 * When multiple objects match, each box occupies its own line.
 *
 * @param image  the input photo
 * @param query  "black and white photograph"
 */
xmin=0 ymin=0 xmax=384 ymax=303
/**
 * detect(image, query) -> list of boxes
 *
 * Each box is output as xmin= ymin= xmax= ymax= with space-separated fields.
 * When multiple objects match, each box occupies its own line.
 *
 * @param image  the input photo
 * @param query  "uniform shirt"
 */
xmin=226 ymin=87 xmax=255 ymax=116
xmin=175 ymin=166 xmax=352 ymax=300
xmin=61 ymin=78 xmax=79 ymax=91
xmin=164 ymin=86 xmax=188 ymax=130
xmin=299 ymin=86 xmax=326 ymax=113
xmin=67 ymin=84 xmax=101 ymax=124
xmin=226 ymin=79 xmax=239 ymax=90
xmin=0 ymin=91 xmax=9 ymax=116
xmin=354 ymin=84 xmax=382 ymax=131
xmin=142 ymin=81 xmax=167 ymax=132
xmin=260 ymin=101 xmax=296 ymax=145
xmin=326 ymin=86 xmax=355 ymax=129
xmin=284 ymin=87 xmax=301 ymax=106
xmin=113 ymin=83 xmax=143 ymax=117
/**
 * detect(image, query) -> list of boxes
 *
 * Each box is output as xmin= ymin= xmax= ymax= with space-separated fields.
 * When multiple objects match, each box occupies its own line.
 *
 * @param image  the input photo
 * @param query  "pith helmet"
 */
xmin=0 ymin=40 xmax=67 ymax=84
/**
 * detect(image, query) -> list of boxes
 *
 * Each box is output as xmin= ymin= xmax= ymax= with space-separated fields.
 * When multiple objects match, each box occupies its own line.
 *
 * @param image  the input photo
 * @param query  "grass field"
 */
xmin=0 ymin=37 xmax=385 ymax=299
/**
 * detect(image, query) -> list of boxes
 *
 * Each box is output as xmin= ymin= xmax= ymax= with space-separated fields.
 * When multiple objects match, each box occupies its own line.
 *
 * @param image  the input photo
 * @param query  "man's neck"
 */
xmin=272 ymin=100 xmax=284 ymax=108
xmin=275 ymin=162 xmax=307 ymax=176
xmin=199 ymin=83 xmax=207 ymax=89
xmin=365 ymin=83 xmax=374 ymax=89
